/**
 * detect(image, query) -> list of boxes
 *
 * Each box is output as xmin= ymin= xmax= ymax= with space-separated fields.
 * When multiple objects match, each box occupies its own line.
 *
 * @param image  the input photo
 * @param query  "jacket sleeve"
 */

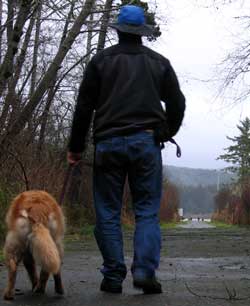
xmin=68 ymin=59 xmax=100 ymax=153
xmin=161 ymin=61 xmax=186 ymax=138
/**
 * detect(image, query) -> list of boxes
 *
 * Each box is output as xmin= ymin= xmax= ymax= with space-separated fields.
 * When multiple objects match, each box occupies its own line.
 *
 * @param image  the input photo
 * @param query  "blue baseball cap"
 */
xmin=109 ymin=5 xmax=154 ymax=37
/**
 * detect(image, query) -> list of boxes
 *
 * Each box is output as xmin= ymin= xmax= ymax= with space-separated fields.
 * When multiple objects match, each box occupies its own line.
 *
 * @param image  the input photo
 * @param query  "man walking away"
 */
xmin=68 ymin=5 xmax=185 ymax=294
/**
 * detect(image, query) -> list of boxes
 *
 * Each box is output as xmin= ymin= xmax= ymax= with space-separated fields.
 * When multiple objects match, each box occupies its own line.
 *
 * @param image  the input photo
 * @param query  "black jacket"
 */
xmin=68 ymin=36 xmax=185 ymax=153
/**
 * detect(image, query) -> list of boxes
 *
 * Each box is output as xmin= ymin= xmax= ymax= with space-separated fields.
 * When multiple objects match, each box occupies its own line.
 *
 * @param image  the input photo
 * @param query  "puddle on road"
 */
xmin=219 ymin=264 xmax=247 ymax=270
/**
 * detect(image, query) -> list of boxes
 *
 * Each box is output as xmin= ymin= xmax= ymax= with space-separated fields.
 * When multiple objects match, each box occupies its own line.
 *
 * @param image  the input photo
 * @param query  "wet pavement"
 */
xmin=178 ymin=220 xmax=215 ymax=229
xmin=1 ymin=222 xmax=250 ymax=306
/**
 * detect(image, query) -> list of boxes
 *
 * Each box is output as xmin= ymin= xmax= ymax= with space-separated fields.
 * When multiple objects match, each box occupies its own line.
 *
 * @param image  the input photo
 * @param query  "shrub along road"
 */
xmin=0 ymin=221 xmax=250 ymax=306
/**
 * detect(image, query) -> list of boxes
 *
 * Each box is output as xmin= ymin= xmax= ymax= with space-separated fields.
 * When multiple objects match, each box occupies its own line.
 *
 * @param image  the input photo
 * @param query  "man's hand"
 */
xmin=67 ymin=152 xmax=82 ymax=165
xmin=154 ymin=120 xmax=171 ymax=144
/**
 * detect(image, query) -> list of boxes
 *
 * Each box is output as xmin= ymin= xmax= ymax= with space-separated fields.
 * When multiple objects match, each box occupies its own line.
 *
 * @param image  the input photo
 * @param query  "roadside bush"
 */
xmin=214 ymin=187 xmax=231 ymax=212
xmin=160 ymin=182 xmax=180 ymax=222
xmin=212 ymin=179 xmax=250 ymax=225
xmin=0 ymin=186 xmax=12 ymax=242
xmin=0 ymin=142 xmax=97 ymax=236
xmin=0 ymin=139 xmax=182 ymax=237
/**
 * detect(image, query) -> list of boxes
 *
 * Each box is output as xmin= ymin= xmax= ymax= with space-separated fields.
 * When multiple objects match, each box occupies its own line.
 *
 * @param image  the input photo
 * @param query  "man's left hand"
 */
xmin=67 ymin=152 xmax=82 ymax=165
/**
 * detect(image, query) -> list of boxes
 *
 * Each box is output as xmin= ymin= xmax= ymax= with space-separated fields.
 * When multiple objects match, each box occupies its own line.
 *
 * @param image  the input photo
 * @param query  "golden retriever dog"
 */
xmin=3 ymin=190 xmax=65 ymax=300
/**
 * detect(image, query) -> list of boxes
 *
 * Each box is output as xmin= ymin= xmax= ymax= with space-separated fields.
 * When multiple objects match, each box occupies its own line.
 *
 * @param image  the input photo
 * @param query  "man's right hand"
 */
xmin=67 ymin=152 xmax=82 ymax=165
xmin=153 ymin=120 xmax=171 ymax=144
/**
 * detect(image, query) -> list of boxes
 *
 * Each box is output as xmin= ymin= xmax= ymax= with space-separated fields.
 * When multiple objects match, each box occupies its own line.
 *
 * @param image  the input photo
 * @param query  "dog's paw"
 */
xmin=32 ymin=280 xmax=39 ymax=291
xmin=3 ymin=290 xmax=14 ymax=300
xmin=33 ymin=285 xmax=45 ymax=294
xmin=55 ymin=285 xmax=64 ymax=295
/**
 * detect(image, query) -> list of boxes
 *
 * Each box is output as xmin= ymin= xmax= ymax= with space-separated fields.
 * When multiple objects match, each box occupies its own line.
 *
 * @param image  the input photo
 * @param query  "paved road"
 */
xmin=178 ymin=220 xmax=215 ymax=229
xmin=1 ymin=223 xmax=250 ymax=306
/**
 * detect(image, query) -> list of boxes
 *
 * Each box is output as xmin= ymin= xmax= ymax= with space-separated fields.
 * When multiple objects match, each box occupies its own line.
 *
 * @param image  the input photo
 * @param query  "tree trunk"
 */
xmin=37 ymin=1 xmax=76 ymax=157
xmin=0 ymin=0 xmax=33 ymax=97
xmin=97 ymin=0 xmax=114 ymax=51
xmin=0 ymin=0 xmax=3 ymax=64
xmin=85 ymin=12 xmax=94 ymax=63
xmin=36 ymin=85 xmax=54 ymax=158
xmin=6 ymin=0 xmax=14 ymax=48
xmin=0 ymin=16 xmax=35 ymax=131
xmin=29 ymin=2 xmax=42 ymax=96
xmin=26 ymin=2 xmax=42 ymax=140
xmin=0 ymin=0 xmax=95 ymax=154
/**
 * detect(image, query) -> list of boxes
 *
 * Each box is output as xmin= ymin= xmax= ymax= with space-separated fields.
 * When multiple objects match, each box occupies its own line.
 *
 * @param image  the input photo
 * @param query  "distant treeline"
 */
xmin=177 ymin=184 xmax=217 ymax=215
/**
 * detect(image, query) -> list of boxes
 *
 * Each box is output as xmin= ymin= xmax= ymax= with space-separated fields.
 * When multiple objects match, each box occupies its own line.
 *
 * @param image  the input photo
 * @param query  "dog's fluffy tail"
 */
xmin=30 ymin=223 xmax=60 ymax=274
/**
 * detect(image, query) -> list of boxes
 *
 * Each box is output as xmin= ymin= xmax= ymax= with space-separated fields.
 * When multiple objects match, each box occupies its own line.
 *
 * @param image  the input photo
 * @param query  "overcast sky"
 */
xmin=148 ymin=0 xmax=249 ymax=169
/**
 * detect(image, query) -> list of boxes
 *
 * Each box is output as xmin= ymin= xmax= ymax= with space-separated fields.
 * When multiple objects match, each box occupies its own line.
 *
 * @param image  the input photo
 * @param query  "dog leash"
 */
xmin=58 ymin=159 xmax=93 ymax=206
xmin=169 ymin=138 xmax=182 ymax=158
xmin=59 ymin=164 xmax=74 ymax=206
xmin=160 ymin=138 xmax=182 ymax=158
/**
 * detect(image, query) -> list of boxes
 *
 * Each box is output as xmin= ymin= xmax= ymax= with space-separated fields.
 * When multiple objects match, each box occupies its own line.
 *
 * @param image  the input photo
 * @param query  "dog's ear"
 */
xmin=19 ymin=208 xmax=36 ymax=224
xmin=20 ymin=209 xmax=28 ymax=218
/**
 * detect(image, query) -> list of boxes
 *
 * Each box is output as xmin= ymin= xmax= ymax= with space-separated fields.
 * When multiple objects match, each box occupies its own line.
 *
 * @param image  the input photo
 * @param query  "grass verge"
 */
xmin=64 ymin=222 xmax=180 ymax=243
xmin=210 ymin=221 xmax=238 ymax=229
xmin=160 ymin=222 xmax=180 ymax=230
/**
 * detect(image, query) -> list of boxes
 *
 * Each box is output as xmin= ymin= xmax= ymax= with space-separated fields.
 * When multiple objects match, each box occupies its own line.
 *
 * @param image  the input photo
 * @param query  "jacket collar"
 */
xmin=118 ymin=31 xmax=142 ymax=45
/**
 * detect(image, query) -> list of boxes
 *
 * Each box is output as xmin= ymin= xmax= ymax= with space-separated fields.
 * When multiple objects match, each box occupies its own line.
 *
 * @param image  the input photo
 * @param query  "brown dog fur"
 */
xmin=3 ymin=190 xmax=65 ymax=300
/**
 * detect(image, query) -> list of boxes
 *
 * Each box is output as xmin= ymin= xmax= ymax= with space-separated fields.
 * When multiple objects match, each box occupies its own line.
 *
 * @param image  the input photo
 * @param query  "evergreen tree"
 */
xmin=218 ymin=117 xmax=250 ymax=181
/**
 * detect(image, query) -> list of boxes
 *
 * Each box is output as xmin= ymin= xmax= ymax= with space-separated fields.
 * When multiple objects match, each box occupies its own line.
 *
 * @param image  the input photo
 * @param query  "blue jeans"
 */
xmin=93 ymin=131 xmax=162 ymax=283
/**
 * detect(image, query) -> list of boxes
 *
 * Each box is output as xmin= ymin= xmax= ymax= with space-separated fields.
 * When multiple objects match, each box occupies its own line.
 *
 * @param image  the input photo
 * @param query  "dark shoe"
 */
xmin=133 ymin=276 xmax=162 ymax=294
xmin=100 ymin=278 xmax=122 ymax=294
